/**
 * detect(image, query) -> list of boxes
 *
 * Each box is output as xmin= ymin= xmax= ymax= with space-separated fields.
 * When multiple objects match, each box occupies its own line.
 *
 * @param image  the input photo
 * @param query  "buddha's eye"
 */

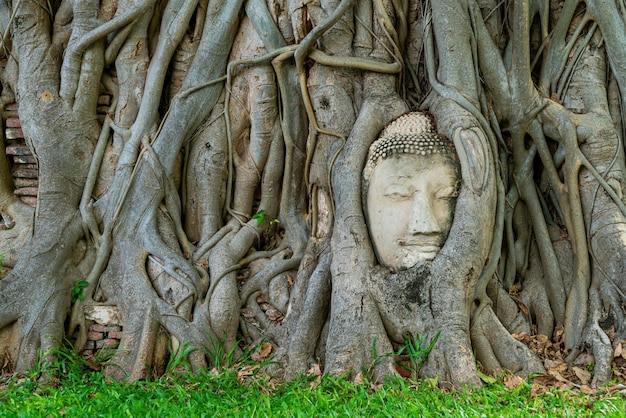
xmin=435 ymin=186 xmax=458 ymax=199
xmin=383 ymin=186 xmax=411 ymax=200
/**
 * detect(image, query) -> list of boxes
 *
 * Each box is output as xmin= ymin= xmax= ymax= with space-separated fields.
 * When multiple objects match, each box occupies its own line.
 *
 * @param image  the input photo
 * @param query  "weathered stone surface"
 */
xmin=84 ymin=305 xmax=123 ymax=325
xmin=364 ymin=112 xmax=460 ymax=271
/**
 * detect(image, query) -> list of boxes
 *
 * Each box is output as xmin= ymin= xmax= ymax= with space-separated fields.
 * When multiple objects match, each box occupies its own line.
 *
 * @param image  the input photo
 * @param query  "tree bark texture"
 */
xmin=0 ymin=0 xmax=625 ymax=388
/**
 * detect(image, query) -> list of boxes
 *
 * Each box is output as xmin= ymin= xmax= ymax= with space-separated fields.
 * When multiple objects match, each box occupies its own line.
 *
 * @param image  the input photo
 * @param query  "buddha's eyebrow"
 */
xmin=382 ymin=173 xmax=412 ymax=181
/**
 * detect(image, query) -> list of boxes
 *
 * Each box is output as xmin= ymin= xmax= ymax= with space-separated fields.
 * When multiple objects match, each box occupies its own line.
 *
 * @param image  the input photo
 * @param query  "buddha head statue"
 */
xmin=363 ymin=112 xmax=460 ymax=271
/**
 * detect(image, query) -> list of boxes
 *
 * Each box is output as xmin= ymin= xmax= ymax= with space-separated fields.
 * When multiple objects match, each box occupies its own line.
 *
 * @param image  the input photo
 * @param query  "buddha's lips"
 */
xmin=397 ymin=239 xmax=442 ymax=249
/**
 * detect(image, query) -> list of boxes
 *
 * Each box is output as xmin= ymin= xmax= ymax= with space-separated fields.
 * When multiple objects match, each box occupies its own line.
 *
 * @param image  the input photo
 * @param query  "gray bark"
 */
xmin=0 ymin=0 xmax=625 ymax=389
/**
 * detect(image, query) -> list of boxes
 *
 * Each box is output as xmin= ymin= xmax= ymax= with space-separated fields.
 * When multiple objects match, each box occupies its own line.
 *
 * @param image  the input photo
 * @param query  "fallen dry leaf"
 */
xmin=251 ymin=341 xmax=275 ymax=361
xmin=503 ymin=375 xmax=524 ymax=389
xmin=572 ymin=366 xmax=591 ymax=385
xmin=307 ymin=363 xmax=322 ymax=376
xmin=85 ymin=357 xmax=102 ymax=371
xmin=545 ymin=359 xmax=568 ymax=373
xmin=530 ymin=383 xmax=547 ymax=398
xmin=309 ymin=374 xmax=322 ymax=390
xmin=237 ymin=367 xmax=254 ymax=380
xmin=354 ymin=371 xmax=365 ymax=384
xmin=512 ymin=332 xmax=531 ymax=345
xmin=518 ymin=302 xmax=530 ymax=322
xmin=548 ymin=369 xmax=574 ymax=387
xmin=579 ymin=385 xmax=597 ymax=395
xmin=395 ymin=361 xmax=412 ymax=378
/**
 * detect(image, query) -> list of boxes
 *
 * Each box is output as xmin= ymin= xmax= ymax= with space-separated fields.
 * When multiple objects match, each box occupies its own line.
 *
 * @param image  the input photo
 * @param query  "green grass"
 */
xmin=0 ymin=347 xmax=624 ymax=417
xmin=1 ymin=369 xmax=625 ymax=417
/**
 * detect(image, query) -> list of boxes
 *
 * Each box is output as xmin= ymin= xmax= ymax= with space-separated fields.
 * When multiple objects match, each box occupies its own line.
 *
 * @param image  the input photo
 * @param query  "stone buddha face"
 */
xmin=364 ymin=112 xmax=460 ymax=271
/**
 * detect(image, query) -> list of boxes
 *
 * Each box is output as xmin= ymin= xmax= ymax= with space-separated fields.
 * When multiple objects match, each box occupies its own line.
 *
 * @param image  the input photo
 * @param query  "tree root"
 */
xmin=471 ymin=305 xmax=545 ymax=378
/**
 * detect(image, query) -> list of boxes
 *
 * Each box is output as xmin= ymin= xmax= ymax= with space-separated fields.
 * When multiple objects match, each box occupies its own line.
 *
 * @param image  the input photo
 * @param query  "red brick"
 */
xmin=90 ymin=324 xmax=107 ymax=333
xmin=14 ymin=178 xmax=38 ymax=187
xmin=108 ymin=331 xmax=124 ymax=340
xmin=17 ymin=164 xmax=37 ymax=170
xmin=12 ymin=168 xmax=38 ymax=178
xmin=14 ymin=187 xmax=38 ymax=196
xmin=87 ymin=331 xmax=104 ymax=340
xmin=5 ymin=145 xmax=31 ymax=156
xmin=5 ymin=118 xmax=20 ymax=128
xmin=13 ymin=155 xmax=37 ymax=164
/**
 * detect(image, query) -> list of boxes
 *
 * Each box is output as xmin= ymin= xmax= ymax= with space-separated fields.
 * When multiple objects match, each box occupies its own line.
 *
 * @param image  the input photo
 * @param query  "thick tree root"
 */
xmin=471 ymin=306 xmax=545 ymax=378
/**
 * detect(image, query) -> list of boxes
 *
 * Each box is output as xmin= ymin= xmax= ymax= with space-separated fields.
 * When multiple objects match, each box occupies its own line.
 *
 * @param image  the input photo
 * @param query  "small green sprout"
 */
xmin=71 ymin=280 xmax=89 ymax=303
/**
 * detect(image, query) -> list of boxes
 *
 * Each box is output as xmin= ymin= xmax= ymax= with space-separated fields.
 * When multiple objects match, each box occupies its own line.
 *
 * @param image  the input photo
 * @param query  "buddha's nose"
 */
xmin=408 ymin=193 xmax=441 ymax=235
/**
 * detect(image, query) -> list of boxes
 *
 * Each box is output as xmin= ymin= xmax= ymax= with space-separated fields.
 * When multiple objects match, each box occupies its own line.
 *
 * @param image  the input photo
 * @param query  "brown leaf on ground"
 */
xmin=554 ymin=324 xmax=564 ymax=341
xmin=545 ymin=359 xmax=568 ymax=373
xmin=572 ymin=366 xmax=591 ymax=385
xmin=395 ymin=360 xmax=412 ymax=378
xmin=237 ymin=367 xmax=254 ymax=380
xmin=307 ymin=363 xmax=322 ymax=376
xmin=548 ymin=369 xmax=575 ymax=389
xmin=309 ymin=374 xmax=322 ymax=390
xmin=517 ymin=302 xmax=530 ymax=322
xmin=512 ymin=332 xmax=531 ymax=345
xmin=503 ymin=374 xmax=524 ymax=389
xmin=354 ymin=371 xmax=365 ymax=384
xmin=532 ymin=375 xmax=556 ymax=387
xmin=530 ymin=383 xmax=547 ymax=398
xmin=251 ymin=342 xmax=275 ymax=362
xmin=580 ymin=385 xmax=597 ymax=395
xmin=85 ymin=356 xmax=102 ymax=371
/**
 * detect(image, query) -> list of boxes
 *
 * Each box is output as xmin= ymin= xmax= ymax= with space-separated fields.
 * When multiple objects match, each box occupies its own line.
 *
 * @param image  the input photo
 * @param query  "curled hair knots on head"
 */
xmin=363 ymin=112 xmax=457 ymax=182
